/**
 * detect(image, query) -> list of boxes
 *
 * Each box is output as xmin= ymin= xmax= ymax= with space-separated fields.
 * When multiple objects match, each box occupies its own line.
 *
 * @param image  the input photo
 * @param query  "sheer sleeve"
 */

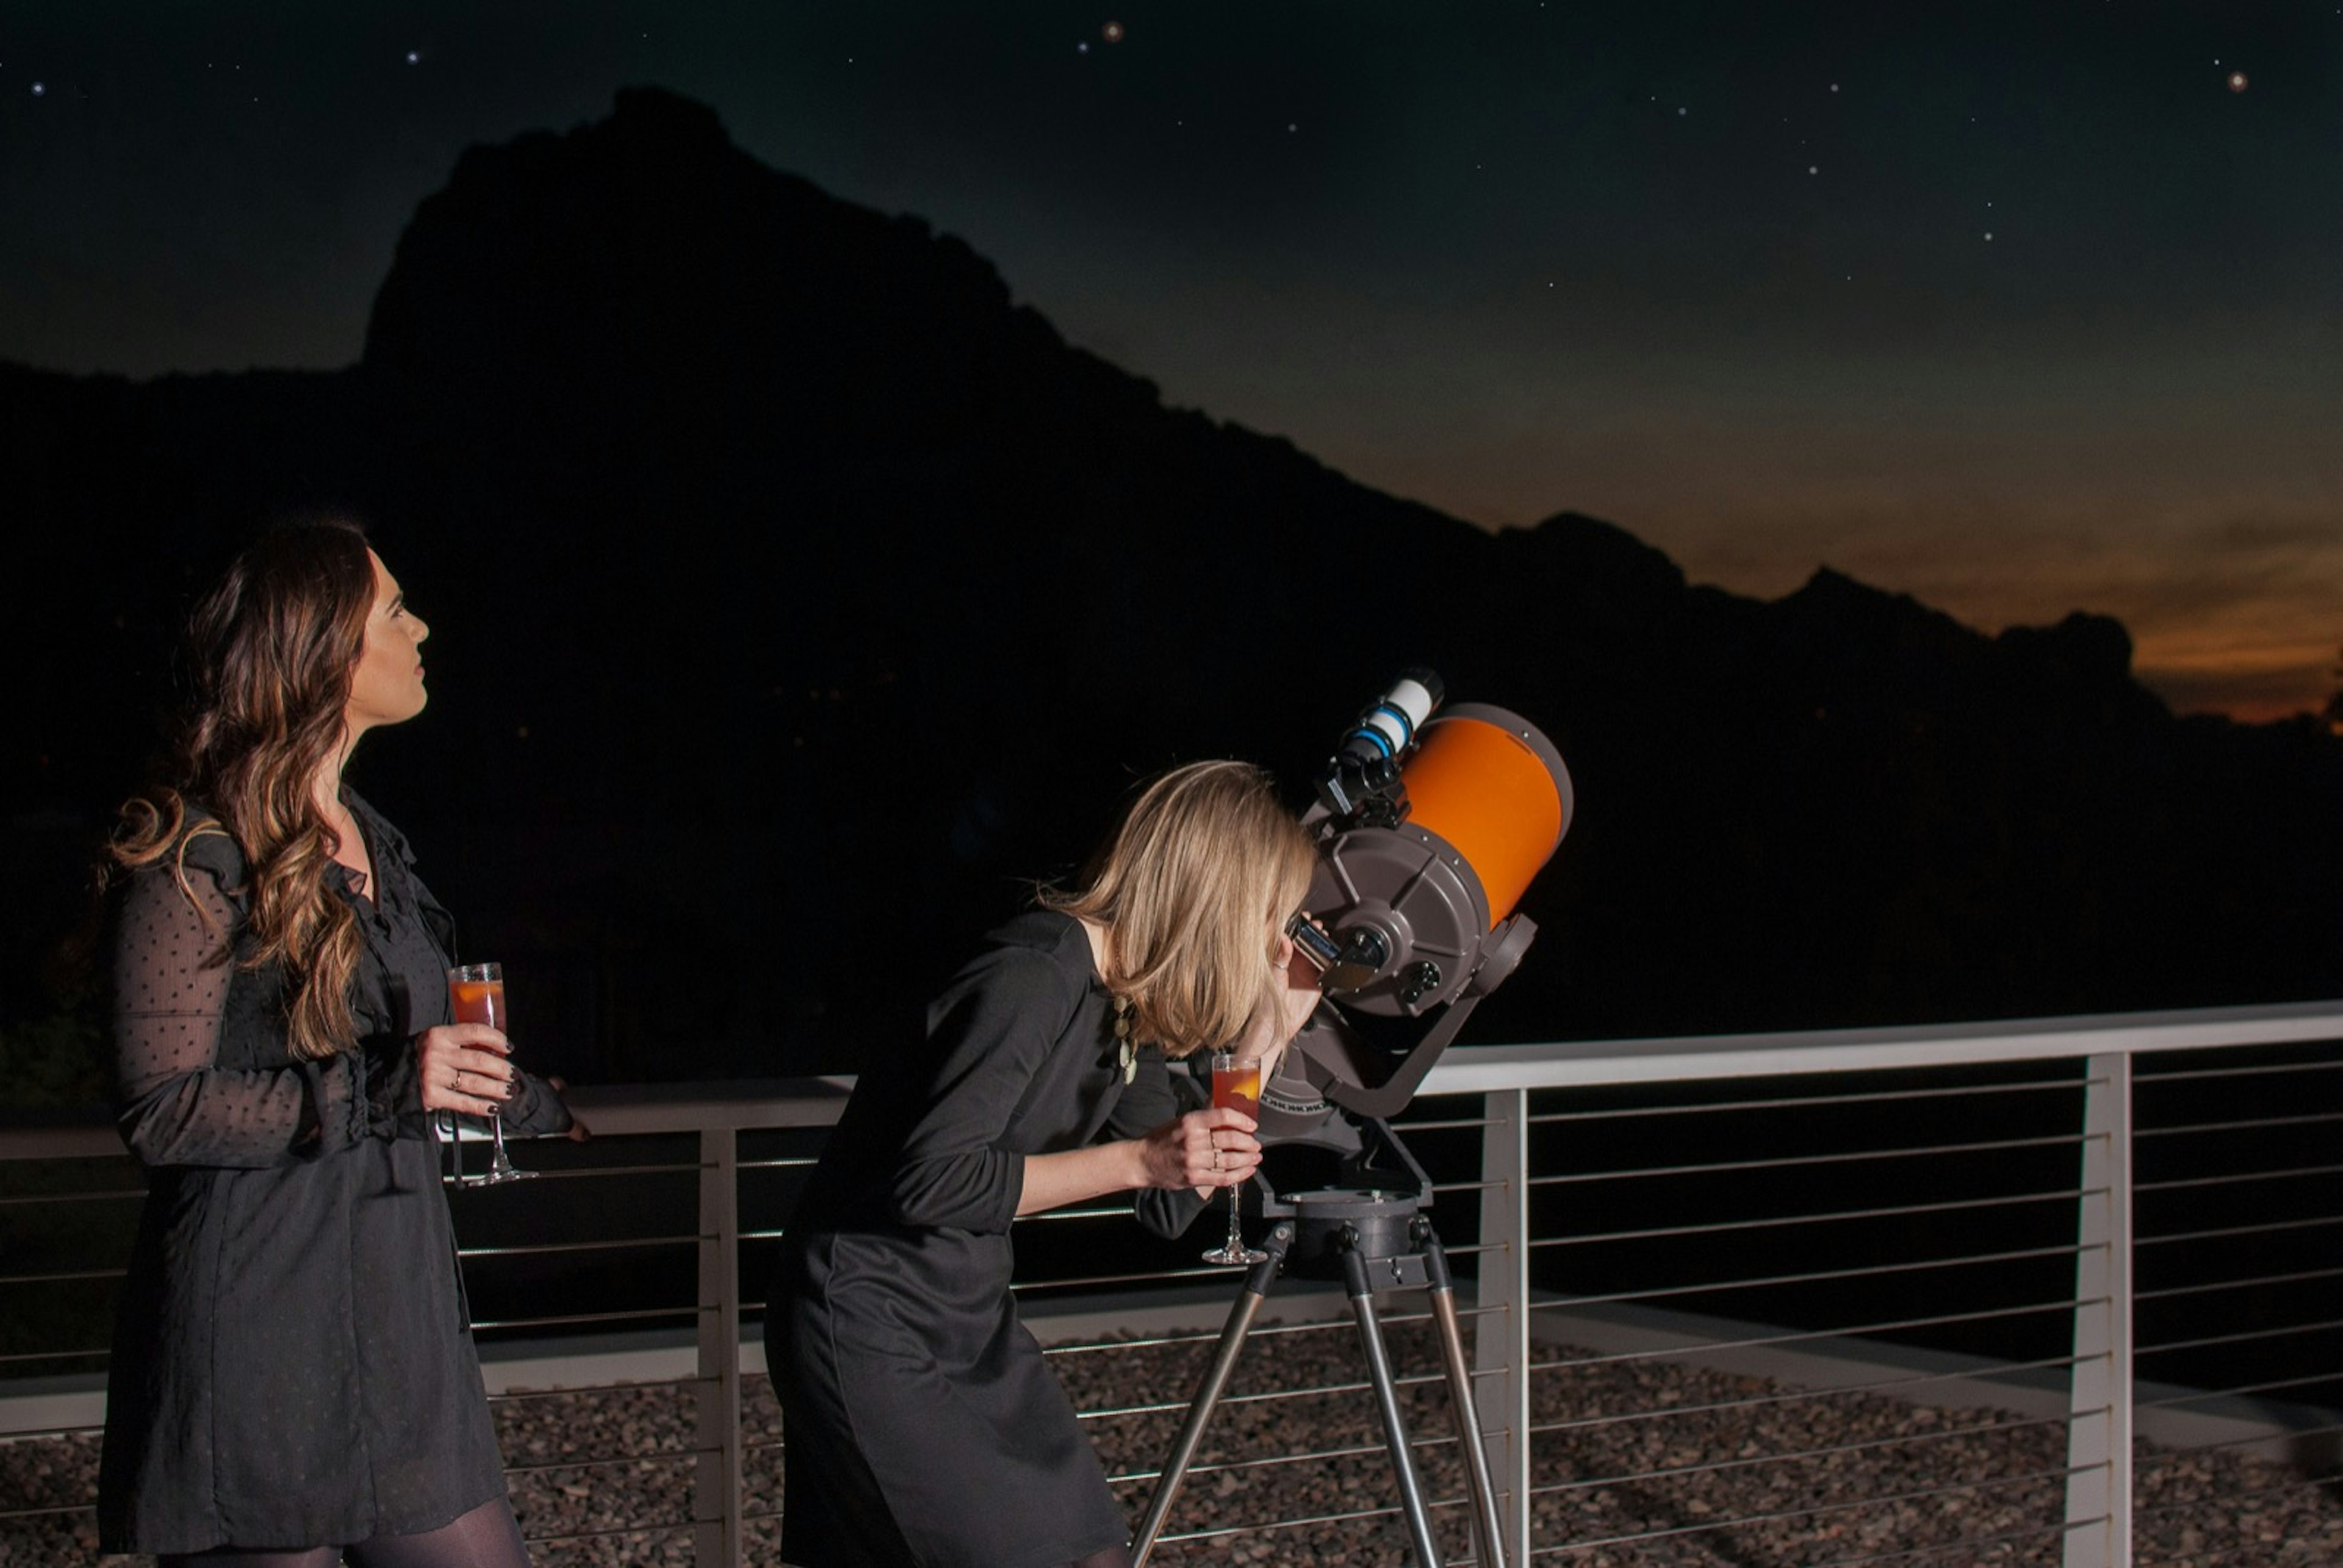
xmin=498 ymin=1068 xmax=575 ymax=1138
xmin=110 ymin=860 xmax=367 ymax=1169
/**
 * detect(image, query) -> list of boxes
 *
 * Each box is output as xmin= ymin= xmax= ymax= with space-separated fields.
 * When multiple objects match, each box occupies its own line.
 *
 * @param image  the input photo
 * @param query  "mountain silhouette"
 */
xmin=6 ymin=87 xmax=2338 ymax=1085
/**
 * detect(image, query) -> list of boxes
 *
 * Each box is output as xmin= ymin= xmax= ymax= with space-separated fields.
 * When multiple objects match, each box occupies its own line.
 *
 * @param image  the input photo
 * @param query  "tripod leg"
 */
xmin=1416 ymin=1218 xmax=1508 ymax=1568
xmin=1130 ymin=1223 xmax=1292 ymax=1567
xmin=1337 ymin=1233 xmax=1445 ymax=1568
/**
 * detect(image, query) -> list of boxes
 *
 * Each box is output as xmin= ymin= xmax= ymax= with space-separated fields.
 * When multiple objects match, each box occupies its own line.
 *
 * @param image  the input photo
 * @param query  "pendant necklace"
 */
xmin=1110 ymin=996 xmax=1138 ymax=1082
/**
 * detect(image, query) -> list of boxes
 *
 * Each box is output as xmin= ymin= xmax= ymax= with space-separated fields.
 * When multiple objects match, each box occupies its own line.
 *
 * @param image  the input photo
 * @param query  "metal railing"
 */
xmin=3 ymin=1000 xmax=2338 ymax=1567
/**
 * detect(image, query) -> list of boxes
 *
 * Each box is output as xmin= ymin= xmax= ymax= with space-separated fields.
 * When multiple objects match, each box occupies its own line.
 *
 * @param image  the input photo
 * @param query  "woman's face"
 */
xmin=344 ymin=549 xmax=431 ymax=733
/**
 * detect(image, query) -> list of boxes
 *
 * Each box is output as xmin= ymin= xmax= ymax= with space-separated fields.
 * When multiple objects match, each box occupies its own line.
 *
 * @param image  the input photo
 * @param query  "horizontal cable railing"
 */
xmin=2 ymin=1001 xmax=2339 ymax=1566
xmin=1483 ymin=1065 xmax=2096 ymax=1567
xmin=2122 ymin=1040 xmax=2343 ymax=1568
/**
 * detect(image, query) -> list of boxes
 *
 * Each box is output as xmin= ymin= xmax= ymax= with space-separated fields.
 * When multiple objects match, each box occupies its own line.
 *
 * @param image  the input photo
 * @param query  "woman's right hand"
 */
xmin=1140 ymin=1106 xmax=1260 ymax=1195
xmin=415 ymin=1023 xmax=516 ymax=1118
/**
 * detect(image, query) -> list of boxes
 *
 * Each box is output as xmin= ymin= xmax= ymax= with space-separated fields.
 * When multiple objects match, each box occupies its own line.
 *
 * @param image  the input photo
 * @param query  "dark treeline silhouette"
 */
xmin=6 ymin=88 xmax=2339 ymax=1092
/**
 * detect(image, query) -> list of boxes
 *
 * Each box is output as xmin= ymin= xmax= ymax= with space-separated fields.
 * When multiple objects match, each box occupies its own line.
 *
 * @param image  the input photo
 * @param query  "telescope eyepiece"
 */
xmin=1285 ymin=913 xmax=1343 ymax=974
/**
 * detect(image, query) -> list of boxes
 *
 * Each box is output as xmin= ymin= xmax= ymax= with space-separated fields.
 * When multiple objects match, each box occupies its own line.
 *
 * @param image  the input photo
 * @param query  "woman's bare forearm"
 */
xmin=1017 ymin=1140 xmax=1151 ymax=1215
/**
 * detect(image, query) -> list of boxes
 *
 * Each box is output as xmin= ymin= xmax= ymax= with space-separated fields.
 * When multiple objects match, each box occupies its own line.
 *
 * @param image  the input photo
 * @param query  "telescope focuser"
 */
xmin=1315 ymin=667 xmax=1444 ymax=824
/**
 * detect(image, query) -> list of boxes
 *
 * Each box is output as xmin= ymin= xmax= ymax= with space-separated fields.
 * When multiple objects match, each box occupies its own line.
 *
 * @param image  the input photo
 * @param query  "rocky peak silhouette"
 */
xmin=361 ymin=84 xmax=1159 ymax=506
xmin=4 ymin=88 xmax=2336 ymax=1084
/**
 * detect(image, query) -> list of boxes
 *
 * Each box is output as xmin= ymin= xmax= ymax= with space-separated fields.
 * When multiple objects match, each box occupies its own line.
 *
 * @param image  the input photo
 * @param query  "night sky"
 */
xmin=5 ymin=2 xmax=2338 ymax=719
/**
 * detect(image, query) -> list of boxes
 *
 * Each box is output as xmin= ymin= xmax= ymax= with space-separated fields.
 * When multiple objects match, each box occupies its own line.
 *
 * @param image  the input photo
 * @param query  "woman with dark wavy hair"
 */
xmin=96 ymin=520 xmax=572 ymax=1566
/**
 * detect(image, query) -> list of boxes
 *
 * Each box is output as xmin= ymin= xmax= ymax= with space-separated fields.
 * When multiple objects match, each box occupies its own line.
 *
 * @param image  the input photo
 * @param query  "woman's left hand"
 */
xmin=1139 ymin=1106 xmax=1260 ymax=1194
xmin=414 ymin=1023 xmax=516 ymax=1118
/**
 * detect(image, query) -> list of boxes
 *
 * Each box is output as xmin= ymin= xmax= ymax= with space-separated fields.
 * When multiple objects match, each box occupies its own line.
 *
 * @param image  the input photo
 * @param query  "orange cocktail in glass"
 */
xmin=445 ymin=963 xmax=532 ymax=1185
xmin=1202 ymin=1051 xmax=1267 ymax=1265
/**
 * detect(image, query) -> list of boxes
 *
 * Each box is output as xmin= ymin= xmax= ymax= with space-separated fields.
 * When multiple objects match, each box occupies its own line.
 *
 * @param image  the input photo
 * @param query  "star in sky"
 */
xmin=0 ymin=5 xmax=2325 ymax=726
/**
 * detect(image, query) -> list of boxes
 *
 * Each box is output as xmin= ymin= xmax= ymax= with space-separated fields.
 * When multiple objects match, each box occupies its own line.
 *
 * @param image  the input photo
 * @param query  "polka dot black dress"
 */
xmin=96 ymin=793 xmax=571 ymax=1556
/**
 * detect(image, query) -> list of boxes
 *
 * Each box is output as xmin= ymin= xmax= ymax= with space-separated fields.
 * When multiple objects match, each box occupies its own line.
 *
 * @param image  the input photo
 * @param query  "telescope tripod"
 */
xmin=1129 ymin=1196 xmax=1508 ymax=1568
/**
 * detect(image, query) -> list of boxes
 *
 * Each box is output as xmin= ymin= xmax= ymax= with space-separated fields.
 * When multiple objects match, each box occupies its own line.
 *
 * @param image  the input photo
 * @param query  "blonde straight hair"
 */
xmin=1042 ymin=760 xmax=1317 ymax=1057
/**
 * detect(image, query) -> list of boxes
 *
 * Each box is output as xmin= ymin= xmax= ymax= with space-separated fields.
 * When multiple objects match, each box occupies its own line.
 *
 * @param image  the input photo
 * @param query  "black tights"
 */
xmin=157 ymin=1497 xmax=531 ymax=1568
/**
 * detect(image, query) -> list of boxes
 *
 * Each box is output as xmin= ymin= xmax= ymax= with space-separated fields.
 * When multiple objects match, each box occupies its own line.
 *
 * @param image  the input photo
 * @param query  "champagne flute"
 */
xmin=446 ymin=962 xmax=534 ymax=1186
xmin=1200 ymin=1049 xmax=1267 ymax=1265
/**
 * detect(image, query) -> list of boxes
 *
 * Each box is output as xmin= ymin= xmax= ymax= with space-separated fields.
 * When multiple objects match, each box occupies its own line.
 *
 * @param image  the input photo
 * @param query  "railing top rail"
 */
xmin=558 ymin=1076 xmax=854 ymax=1134
xmin=7 ymin=1002 xmax=2338 ymax=1162
xmin=1419 ymin=999 xmax=2343 ymax=1094
xmin=0 ymin=1077 xmax=859 ymax=1162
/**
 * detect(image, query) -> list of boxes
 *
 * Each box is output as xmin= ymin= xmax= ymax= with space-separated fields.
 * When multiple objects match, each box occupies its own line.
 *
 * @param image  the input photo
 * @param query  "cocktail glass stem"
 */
xmin=1201 ymin=1178 xmax=1266 ymax=1265
xmin=480 ymin=1108 xmax=532 ymax=1184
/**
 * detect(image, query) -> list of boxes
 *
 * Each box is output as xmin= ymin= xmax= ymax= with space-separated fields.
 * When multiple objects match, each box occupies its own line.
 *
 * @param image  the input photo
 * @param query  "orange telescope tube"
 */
xmin=1399 ymin=707 xmax=1572 ymax=929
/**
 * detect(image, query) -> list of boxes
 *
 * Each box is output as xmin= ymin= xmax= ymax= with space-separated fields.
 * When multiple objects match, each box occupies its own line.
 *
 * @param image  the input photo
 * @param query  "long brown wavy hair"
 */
xmin=1041 ymin=760 xmax=1317 ymax=1057
xmin=106 ymin=520 xmax=378 ymax=1059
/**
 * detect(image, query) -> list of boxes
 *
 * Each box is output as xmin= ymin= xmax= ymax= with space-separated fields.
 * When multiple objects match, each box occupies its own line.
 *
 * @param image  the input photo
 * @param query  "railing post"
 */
xmin=2064 ymin=1052 xmax=2133 ymax=1568
xmin=1475 ymin=1088 xmax=1533 ymax=1566
xmin=695 ymin=1126 xmax=744 ymax=1567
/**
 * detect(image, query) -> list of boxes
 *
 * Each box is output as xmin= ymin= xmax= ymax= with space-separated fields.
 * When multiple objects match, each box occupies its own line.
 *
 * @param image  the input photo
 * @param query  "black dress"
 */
xmin=768 ymin=910 xmax=1209 ymax=1568
xmin=97 ymin=793 xmax=571 ymax=1555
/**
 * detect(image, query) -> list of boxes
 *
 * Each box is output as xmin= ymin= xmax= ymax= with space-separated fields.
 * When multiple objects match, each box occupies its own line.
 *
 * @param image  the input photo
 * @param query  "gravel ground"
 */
xmin=6 ymin=1320 xmax=2338 ymax=1567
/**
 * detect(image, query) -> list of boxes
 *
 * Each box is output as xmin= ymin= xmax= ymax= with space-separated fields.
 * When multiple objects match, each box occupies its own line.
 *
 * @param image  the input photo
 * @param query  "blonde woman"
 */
xmin=96 ymin=520 xmax=571 ymax=1566
xmin=768 ymin=760 xmax=1324 ymax=1568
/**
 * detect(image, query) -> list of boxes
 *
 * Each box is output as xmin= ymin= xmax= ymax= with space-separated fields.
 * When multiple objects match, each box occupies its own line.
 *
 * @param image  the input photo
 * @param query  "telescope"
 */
xmin=1261 ymin=666 xmax=1574 ymax=1149
xmin=1133 ymin=671 xmax=1574 ymax=1568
